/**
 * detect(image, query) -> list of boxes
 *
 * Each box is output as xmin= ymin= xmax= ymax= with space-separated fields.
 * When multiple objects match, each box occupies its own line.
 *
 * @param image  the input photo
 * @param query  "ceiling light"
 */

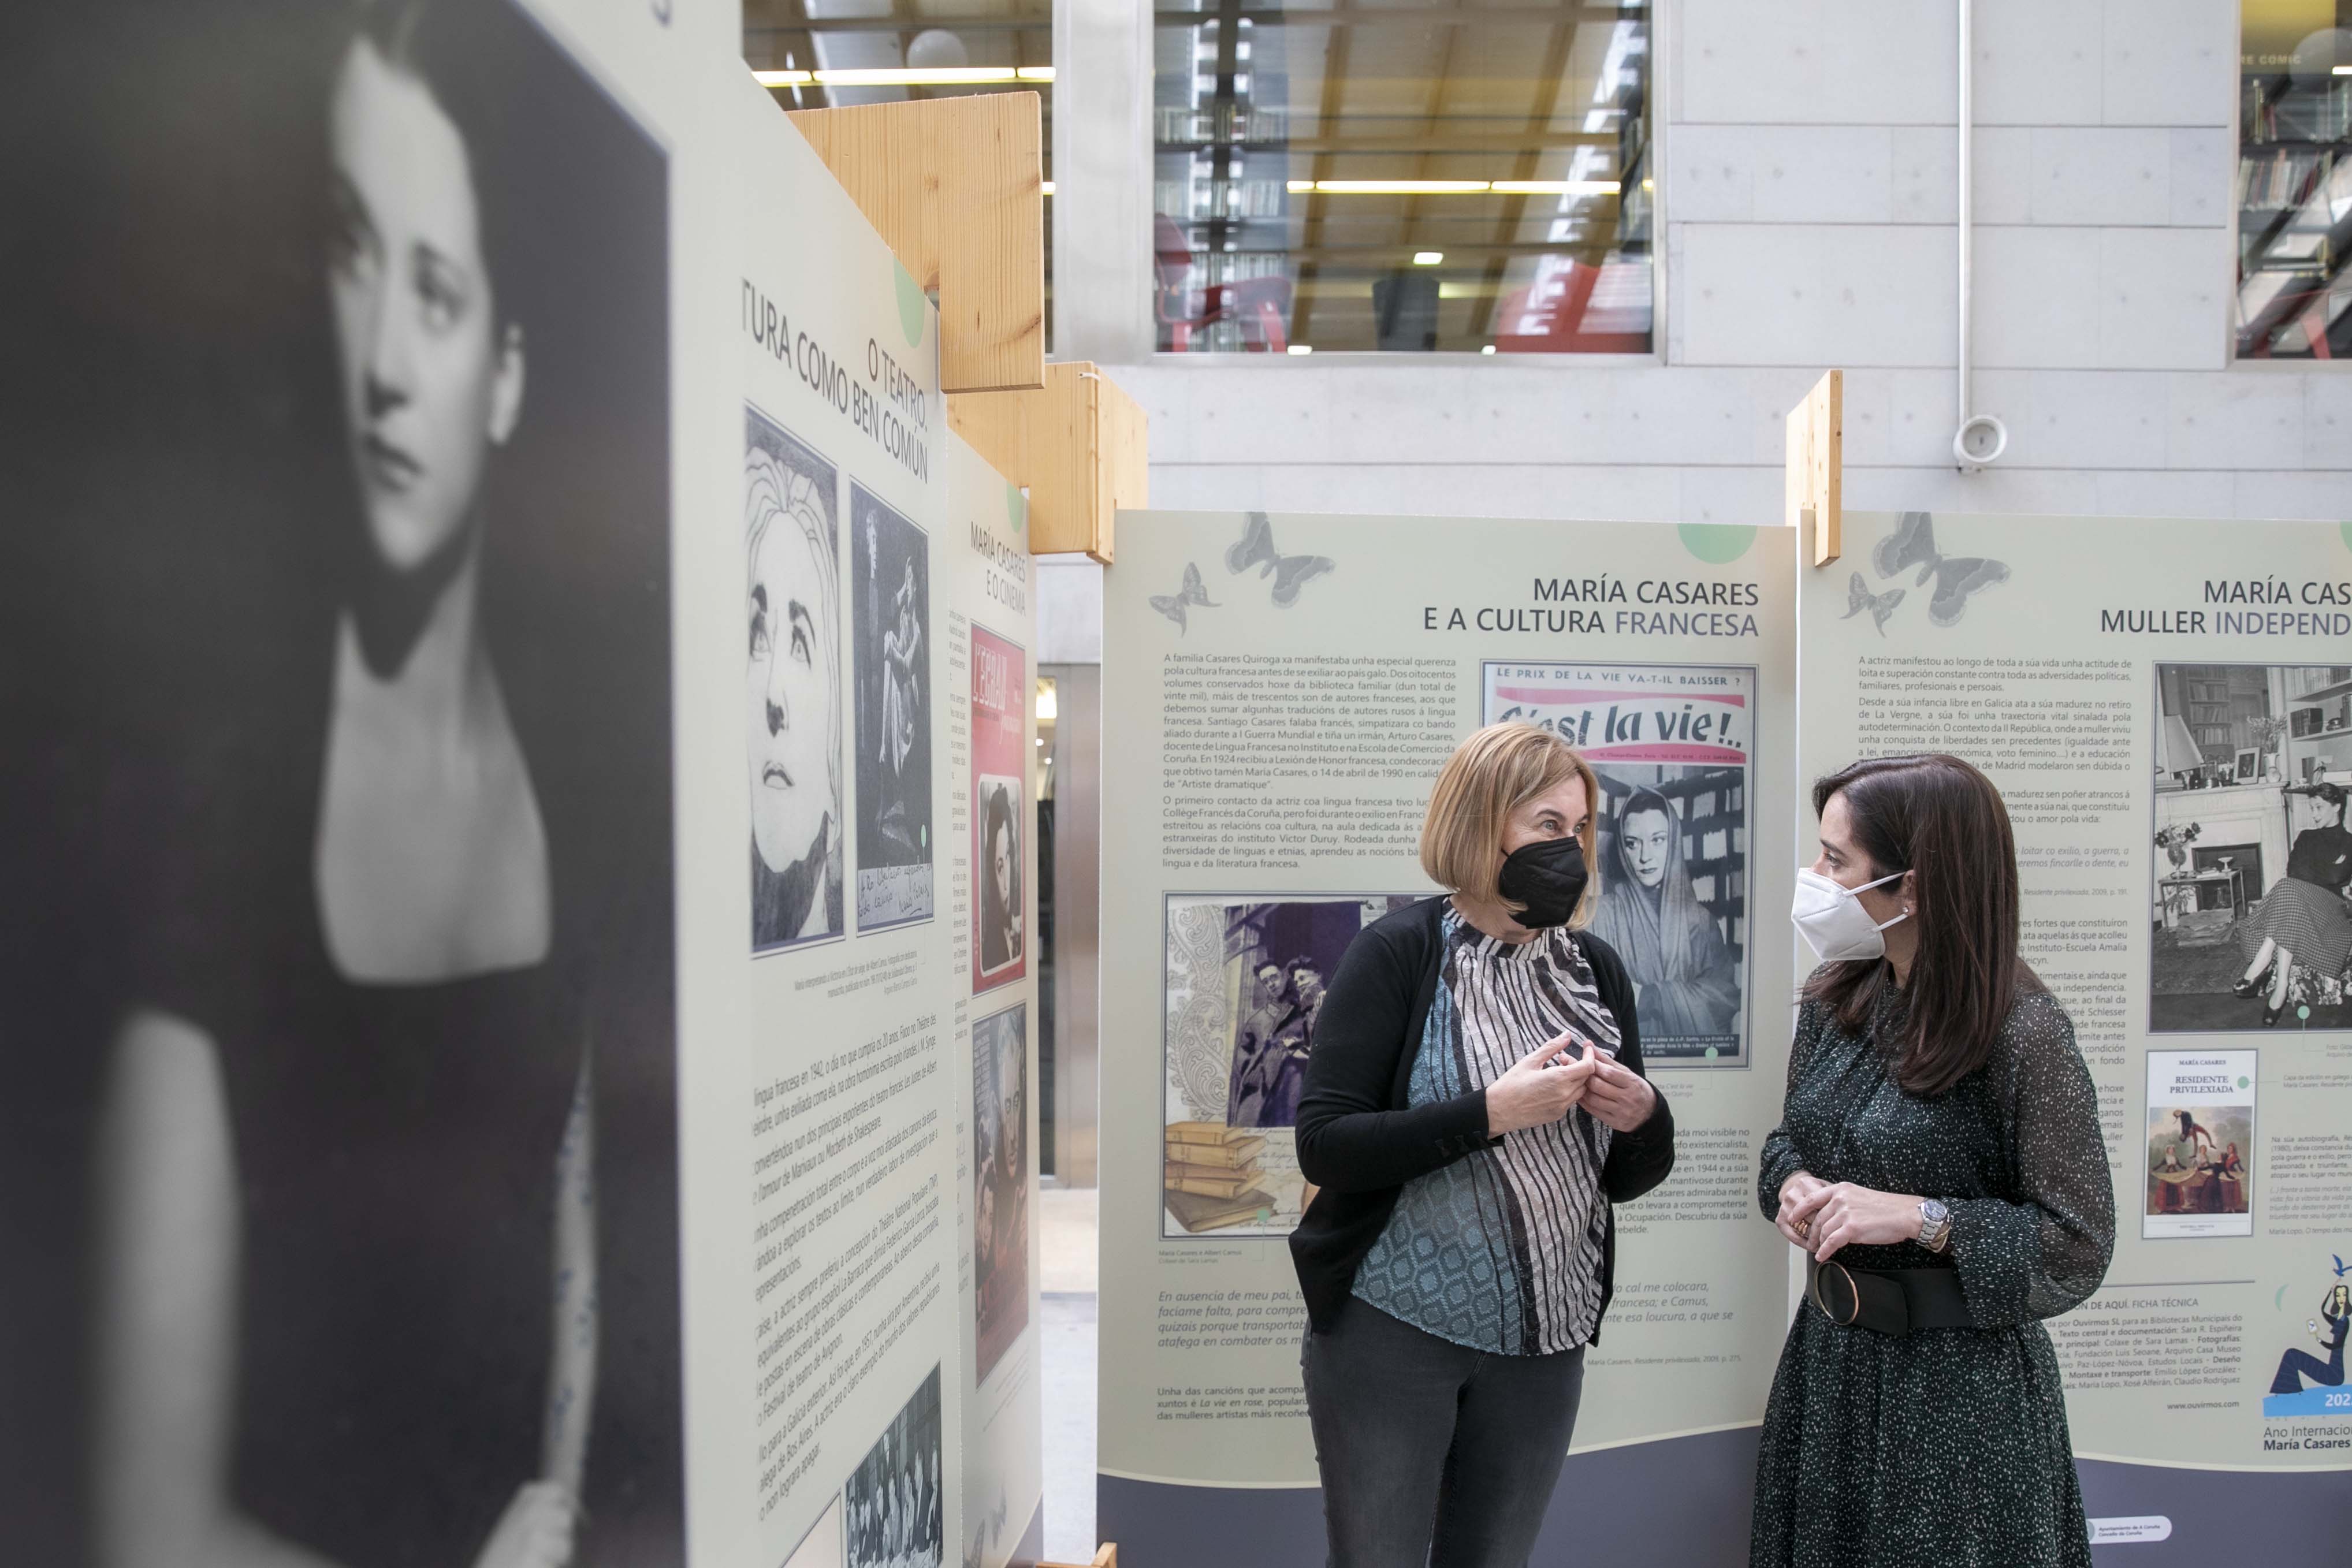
xmin=1481 ymin=344 xmax=1497 ymax=355
xmin=1491 ymin=180 xmax=1622 ymax=196
xmin=1283 ymin=178 xmax=1621 ymax=197
xmin=1287 ymin=179 xmax=1489 ymax=195
xmin=756 ymin=66 xmax=1053 ymax=88
xmin=2336 ymin=65 xmax=2352 ymax=75
xmin=1041 ymin=181 xmax=1055 ymax=196
xmin=1413 ymin=251 xmax=1443 ymax=265
xmin=1287 ymin=344 xmax=1313 ymax=355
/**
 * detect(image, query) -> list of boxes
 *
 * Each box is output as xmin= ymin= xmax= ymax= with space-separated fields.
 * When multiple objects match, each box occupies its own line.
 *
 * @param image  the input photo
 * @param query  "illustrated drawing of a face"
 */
xmin=328 ymin=38 xmax=523 ymax=576
xmin=746 ymin=451 xmax=839 ymax=875
xmin=1620 ymin=806 xmax=1673 ymax=889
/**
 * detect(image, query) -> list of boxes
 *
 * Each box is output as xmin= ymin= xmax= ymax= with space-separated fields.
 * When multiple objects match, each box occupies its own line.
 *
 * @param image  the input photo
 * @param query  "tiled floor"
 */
xmin=1039 ymin=1183 xmax=1099 ymax=1563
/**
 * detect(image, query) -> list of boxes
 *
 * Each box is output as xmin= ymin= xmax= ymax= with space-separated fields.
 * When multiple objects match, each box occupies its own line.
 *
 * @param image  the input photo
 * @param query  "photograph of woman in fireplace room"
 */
xmin=2151 ymin=664 xmax=2352 ymax=1033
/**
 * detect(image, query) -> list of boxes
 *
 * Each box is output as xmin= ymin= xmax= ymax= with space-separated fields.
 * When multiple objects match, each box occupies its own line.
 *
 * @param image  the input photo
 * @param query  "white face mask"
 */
xmin=1791 ymin=867 xmax=1909 ymax=964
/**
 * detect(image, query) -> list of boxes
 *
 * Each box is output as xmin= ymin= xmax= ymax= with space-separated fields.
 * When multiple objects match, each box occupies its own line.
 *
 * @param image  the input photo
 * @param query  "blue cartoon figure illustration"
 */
xmin=2264 ymin=1273 xmax=2352 ymax=1417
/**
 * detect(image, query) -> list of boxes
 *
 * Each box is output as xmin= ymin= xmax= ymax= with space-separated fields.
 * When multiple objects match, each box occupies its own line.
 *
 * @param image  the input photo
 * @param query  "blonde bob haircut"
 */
xmin=1419 ymin=722 xmax=1602 ymax=929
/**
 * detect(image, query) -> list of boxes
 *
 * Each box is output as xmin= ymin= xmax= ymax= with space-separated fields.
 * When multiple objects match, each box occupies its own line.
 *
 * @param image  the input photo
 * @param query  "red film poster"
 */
xmin=971 ymin=624 xmax=1027 ymax=993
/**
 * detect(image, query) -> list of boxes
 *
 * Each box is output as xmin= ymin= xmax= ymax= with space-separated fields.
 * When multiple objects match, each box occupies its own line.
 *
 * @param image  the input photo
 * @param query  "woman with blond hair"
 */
xmin=1290 ymin=722 xmax=1676 ymax=1568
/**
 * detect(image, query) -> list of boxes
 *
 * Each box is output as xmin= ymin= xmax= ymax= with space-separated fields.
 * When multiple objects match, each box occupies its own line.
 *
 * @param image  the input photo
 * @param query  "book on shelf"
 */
xmin=1165 ymin=1134 xmax=1266 ymax=1169
xmin=1166 ymin=1120 xmax=1256 ymax=1146
xmin=1164 ymin=1186 xmax=1277 ymax=1233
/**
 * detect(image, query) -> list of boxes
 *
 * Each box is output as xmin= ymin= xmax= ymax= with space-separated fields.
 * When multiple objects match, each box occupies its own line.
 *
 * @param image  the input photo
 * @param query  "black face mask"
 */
xmin=1497 ymin=835 xmax=1588 ymax=929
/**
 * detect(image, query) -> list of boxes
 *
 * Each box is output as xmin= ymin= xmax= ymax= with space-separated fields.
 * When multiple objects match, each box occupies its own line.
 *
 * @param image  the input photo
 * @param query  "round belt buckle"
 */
xmin=1810 ymin=1260 xmax=1862 ymax=1327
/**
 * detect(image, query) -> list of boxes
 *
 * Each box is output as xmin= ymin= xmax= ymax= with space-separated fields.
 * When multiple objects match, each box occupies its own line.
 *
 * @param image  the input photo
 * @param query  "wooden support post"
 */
xmin=788 ymin=92 xmax=1045 ymax=394
xmin=1783 ymin=369 xmax=1843 ymax=566
xmin=948 ymin=363 xmax=1146 ymax=564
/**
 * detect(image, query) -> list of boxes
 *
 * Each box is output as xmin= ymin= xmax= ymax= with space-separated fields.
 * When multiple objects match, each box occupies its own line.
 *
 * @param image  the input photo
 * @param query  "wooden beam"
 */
xmin=788 ymin=92 xmax=1045 ymax=393
xmin=948 ymin=362 xmax=1146 ymax=564
xmin=1783 ymin=369 xmax=1843 ymax=567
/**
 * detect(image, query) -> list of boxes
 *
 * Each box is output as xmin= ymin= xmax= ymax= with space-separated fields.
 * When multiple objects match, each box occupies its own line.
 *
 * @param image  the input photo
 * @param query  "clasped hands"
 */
xmin=1774 ymin=1171 xmax=1926 ymax=1262
xmin=1486 ymin=1029 xmax=1655 ymax=1137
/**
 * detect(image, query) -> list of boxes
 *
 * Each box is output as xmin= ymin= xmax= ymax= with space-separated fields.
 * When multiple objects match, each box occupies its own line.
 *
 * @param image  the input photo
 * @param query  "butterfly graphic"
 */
xmin=1226 ymin=511 xmax=1334 ymax=608
xmin=1149 ymin=561 xmax=1218 ymax=632
xmin=1871 ymin=510 xmax=2010 ymax=627
xmin=1841 ymin=572 xmax=1905 ymax=636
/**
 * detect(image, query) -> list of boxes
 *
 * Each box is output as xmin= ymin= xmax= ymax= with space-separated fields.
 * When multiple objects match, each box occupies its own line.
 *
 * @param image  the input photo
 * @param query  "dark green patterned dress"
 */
xmin=1752 ymin=981 xmax=2114 ymax=1568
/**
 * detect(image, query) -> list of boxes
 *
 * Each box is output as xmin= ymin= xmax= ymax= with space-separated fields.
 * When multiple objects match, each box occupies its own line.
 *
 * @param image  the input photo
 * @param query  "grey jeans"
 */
xmin=1300 ymin=1299 xmax=1586 ymax=1568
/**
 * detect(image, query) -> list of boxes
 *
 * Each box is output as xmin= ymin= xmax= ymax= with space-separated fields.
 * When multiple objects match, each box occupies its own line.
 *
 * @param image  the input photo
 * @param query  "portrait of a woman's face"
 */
xmin=327 ymin=38 xmax=521 ymax=577
xmin=745 ymin=414 xmax=843 ymax=951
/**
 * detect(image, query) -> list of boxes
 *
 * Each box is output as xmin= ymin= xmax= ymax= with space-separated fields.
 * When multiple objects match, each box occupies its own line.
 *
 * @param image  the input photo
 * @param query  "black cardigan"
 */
xmin=1287 ymin=896 xmax=1676 ymax=1337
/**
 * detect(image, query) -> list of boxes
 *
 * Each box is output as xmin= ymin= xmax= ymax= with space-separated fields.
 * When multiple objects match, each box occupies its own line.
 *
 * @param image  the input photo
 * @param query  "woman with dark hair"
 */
xmin=1754 ymin=754 xmax=2113 ymax=1568
xmin=1588 ymin=785 xmax=1740 ymax=1047
xmin=2233 ymin=781 xmax=2351 ymax=1026
xmin=979 ymin=781 xmax=1021 ymax=975
xmin=90 ymin=5 xmax=667 ymax=1566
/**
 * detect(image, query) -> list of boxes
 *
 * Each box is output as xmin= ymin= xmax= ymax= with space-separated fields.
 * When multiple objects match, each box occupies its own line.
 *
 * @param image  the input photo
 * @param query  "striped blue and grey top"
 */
xmin=1351 ymin=909 xmax=1619 ymax=1356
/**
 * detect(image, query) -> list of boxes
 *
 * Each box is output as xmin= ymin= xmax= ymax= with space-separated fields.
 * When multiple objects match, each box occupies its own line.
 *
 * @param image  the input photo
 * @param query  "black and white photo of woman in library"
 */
xmin=57 ymin=2 xmax=684 ymax=1565
xmin=1587 ymin=770 xmax=1746 ymax=1062
xmin=2152 ymin=663 xmax=2351 ymax=1032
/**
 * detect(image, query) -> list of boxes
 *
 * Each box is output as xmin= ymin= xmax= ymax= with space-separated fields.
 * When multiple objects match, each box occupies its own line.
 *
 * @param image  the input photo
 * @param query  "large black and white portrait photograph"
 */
xmin=2 ymin=0 xmax=682 ymax=1562
xmin=846 ymin=1366 xmax=946 ymax=1568
xmin=851 ymin=483 xmax=933 ymax=930
xmin=2151 ymin=662 xmax=2351 ymax=1032
xmin=973 ymin=1004 xmax=1029 ymax=1383
xmin=747 ymin=404 xmax=846 ymax=954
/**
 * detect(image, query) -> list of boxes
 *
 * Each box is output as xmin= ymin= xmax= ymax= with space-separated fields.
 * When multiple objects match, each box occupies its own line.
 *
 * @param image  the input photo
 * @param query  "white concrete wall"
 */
xmin=1050 ymin=0 xmax=2352 ymax=532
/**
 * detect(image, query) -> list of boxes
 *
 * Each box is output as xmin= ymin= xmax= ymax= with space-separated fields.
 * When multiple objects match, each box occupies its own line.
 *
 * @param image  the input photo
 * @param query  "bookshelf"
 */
xmin=2236 ymin=42 xmax=2352 ymax=356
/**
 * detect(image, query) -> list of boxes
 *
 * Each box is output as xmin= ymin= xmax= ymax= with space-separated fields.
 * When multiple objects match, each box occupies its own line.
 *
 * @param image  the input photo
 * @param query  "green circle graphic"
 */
xmin=2341 ymin=520 xmax=2352 ymax=554
xmin=1007 ymin=483 xmax=1028 ymax=534
xmin=894 ymin=259 xmax=926 ymax=349
xmin=1679 ymin=523 xmax=1758 ymax=564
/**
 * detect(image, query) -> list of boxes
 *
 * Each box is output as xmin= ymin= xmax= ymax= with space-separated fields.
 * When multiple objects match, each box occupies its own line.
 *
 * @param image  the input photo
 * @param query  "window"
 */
xmin=743 ymin=1 xmax=1054 ymax=347
xmin=1152 ymin=1 xmax=1653 ymax=355
xmin=2237 ymin=5 xmax=2352 ymax=357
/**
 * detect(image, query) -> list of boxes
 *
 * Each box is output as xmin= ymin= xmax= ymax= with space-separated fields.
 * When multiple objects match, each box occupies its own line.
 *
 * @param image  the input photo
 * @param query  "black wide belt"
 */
xmin=1807 ymin=1256 xmax=1974 ymax=1336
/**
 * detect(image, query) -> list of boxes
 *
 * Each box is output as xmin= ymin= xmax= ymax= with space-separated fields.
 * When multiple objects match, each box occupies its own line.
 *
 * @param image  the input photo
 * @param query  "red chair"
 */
xmin=1155 ymin=214 xmax=1292 ymax=352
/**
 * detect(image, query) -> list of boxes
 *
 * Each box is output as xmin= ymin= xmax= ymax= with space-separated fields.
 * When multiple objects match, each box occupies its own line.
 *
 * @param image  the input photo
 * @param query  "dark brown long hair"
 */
xmin=1803 ymin=754 xmax=2041 ymax=1095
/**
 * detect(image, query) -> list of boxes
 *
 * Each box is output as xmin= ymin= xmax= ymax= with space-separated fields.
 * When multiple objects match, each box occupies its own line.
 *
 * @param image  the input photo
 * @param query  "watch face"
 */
xmin=1922 ymin=1199 xmax=1949 ymax=1223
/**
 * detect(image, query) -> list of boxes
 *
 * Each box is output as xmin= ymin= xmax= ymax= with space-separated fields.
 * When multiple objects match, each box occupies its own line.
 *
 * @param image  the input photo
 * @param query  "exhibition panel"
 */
xmin=1799 ymin=511 xmax=2352 ymax=1558
xmin=1097 ymin=510 xmax=1802 ymax=1565
xmin=5 ymin=5 xmax=1047 ymax=1567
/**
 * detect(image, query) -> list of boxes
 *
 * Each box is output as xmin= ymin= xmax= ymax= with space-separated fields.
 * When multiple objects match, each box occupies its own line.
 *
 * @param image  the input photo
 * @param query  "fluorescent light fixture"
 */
xmin=1041 ymin=181 xmax=1055 ymax=196
xmin=1287 ymin=344 xmax=1314 ymax=355
xmin=2336 ymin=64 xmax=2352 ymax=75
xmin=1491 ymin=180 xmax=1622 ymax=196
xmin=754 ymin=65 xmax=1054 ymax=88
xmin=1286 ymin=179 xmax=1487 ymax=195
xmin=1284 ymin=178 xmax=1620 ymax=197
xmin=1413 ymin=251 xmax=1443 ymax=265
xmin=1480 ymin=344 xmax=1497 ymax=355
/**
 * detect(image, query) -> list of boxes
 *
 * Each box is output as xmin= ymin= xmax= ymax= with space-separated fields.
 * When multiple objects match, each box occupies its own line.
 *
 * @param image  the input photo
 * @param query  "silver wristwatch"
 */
xmin=1916 ymin=1198 xmax=1952 ymax=1253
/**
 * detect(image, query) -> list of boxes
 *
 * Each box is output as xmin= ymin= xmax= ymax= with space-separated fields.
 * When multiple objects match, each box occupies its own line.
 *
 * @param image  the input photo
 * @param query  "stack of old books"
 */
xmin=1163 ymin=1122 xmax=1274 ymax=1233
